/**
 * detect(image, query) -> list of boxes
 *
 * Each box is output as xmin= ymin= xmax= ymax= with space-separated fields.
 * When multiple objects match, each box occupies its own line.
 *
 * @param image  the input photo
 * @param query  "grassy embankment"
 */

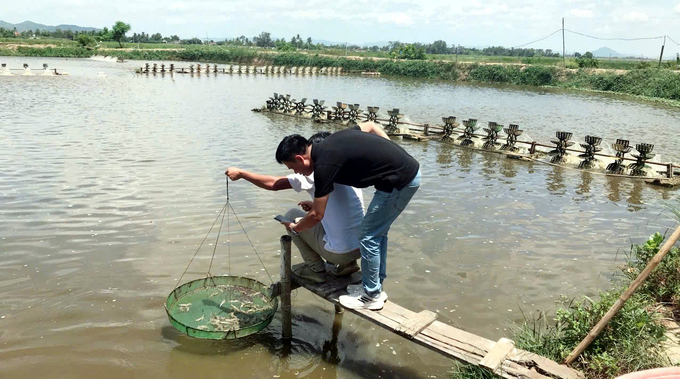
xmin=1 ymin=42 xmax=679 ymax=101
xmin=452 ymin=229 xmax=680 ymax=379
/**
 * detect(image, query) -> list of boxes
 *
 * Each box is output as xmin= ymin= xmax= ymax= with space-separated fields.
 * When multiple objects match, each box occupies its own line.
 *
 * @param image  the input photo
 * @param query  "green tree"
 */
xmin=390 ymin=44 xmax=426 ymax=60
xmin=275 ymin=39 xmax=296 ymax=51
xmin=112 ymin=21 xmax=131 ymax=48
xmin=254 ymin=32 xmax=272 ymax=47
xmin=76 ymin=34 xmax=96 ymax=47
xmin=427 ymin=40 xmax=448 ymax=54
xmin=575 ymin=51 xmax=599 ymax=68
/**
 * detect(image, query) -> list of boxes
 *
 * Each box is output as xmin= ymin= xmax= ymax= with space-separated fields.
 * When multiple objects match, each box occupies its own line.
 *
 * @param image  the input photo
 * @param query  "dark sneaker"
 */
xmin=326 ymin=261 xmax=360 ymax=277
xmin=293 ymin=264 xmax=327 ymax=283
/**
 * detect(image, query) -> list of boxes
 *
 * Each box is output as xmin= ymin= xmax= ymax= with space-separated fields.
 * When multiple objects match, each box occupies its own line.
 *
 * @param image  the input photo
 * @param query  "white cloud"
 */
xmin=569 ymin=8 xmax=594 ymax=18
xmin=376 ymin=12 xmax=414 ymax=26
xmin=622 ymin=11 xmax=648 ymax=22
xmin=675 ymin=3 xmax=680 ymax=13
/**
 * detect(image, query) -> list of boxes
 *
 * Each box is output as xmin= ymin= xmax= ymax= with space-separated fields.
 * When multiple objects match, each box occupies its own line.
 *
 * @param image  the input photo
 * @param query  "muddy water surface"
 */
xmin=1 ymin=57 xmax=679 ymax=379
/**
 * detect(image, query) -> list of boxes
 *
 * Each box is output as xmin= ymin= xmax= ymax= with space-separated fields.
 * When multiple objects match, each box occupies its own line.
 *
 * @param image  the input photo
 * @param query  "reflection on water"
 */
xmin=0 ymin=57 xmax=678 ymax=379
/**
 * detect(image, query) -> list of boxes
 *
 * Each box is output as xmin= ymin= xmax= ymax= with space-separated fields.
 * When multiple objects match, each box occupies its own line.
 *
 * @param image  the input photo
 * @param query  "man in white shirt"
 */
xmin=225 ymin=132 xmax=365 ymax=283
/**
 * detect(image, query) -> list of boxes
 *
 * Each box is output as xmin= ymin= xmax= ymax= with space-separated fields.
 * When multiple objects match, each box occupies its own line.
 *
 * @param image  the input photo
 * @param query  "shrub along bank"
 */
xmin=451 ymin=232 xmax=680 ymax=379
xmin=2 ymin=47 xmax=679 ymax=102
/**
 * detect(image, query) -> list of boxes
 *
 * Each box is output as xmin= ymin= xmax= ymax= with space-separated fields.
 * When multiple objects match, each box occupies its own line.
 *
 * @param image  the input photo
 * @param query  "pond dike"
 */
xmin=255 ymin=93 xmax=680 ymax=188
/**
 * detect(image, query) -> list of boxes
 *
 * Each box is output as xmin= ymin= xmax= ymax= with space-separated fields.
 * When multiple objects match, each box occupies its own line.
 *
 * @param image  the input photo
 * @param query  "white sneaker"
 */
xmin=339 ymin=291 xmax=385 ymax=311
xmin=347 ymin=284 xmax=388 ymax=302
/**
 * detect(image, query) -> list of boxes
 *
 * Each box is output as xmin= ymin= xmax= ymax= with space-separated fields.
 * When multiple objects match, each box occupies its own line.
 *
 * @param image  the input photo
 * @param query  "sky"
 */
xmin=4 ymin=0 xmax=680 ymax=57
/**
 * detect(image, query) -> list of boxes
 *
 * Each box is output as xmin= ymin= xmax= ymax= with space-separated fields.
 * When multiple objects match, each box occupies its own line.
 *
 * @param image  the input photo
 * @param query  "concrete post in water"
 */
xmin=312 ymin=67 xmax=318 ymax=74
xmin=189 ymin=64 xmax=194 ymax=73
xmin=280 ymin=235 xmax=293 ymax=340
xmin=667 ymin=163 xmax=674 ymax=178
xmin=145 ymin=63 xmax=150 ymax=73
xmin=160 ymin=64 xmax=166 ymax=73
xmin=169 ymin=63 xmax=175 ymax=73
xmin=529 ymin=141 xmax=537 ymax=155
xmin=423 ymin=124 xmax=429 ymax=136
xmin=152 ymin=63 xmax=158 ymax=73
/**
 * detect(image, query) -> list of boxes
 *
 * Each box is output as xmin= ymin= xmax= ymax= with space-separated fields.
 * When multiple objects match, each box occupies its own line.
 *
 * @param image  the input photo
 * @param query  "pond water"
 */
xmin=1 ymin=56 xmax=679 ymax=378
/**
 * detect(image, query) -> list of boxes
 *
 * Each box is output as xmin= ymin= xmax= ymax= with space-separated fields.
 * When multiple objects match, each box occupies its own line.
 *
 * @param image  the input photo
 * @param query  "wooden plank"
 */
xmin=395 ymin=310 xmax=438 ymax=338
xmin=291 ymin=263 xmax=361 ymax=297
xmin=290 ymin=271 xmax=582 ymax=379
xmin=480 ymin=338 xmax=515 ymax=371
xmin=507 ymin=350 xmax=584 ymax=379
xmin=280 ymin=236 xmax=292 ymax=339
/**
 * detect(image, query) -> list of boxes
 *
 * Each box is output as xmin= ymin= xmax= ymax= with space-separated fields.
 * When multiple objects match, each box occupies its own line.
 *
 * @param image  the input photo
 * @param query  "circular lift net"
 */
xmin=166 ymin=178 xmax=277 ymax=339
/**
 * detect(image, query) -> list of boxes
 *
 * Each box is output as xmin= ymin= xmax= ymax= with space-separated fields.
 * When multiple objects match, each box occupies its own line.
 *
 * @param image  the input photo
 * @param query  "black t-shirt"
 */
xmin=311 ymin=129 xmax=420 ymax=198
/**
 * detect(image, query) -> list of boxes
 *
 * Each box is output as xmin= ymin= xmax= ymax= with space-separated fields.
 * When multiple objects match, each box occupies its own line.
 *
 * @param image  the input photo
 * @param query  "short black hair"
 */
xmin=276 ymin=134 xmax=309 ymax=164
xmin=308 ymin=131 xmax=331 ymax=145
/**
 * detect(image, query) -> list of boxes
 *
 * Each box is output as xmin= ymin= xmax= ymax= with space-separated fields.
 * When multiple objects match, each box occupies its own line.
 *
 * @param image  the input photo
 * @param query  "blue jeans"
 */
xmin=360 ymin=169 xmax=421 ymax=298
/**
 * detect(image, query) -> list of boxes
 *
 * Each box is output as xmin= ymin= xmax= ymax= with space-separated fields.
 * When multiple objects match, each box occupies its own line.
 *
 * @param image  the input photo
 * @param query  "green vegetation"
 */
xmin=467 ymin=65 xmax=556 ymax=86
xmin=76 ymin=34 xmax=96 ymax=48
xmin=451 ymin=232 xmax=680 ymax=379
xmin=1 ymin=37 xmax=678 ymax=102
xmin=625 ymin=232 xmax=680 ymax=304
xmin=389 ymin=44 xmax=426 ymax=60
xmin=575 ymin=52 xmax=599 ymax=68
xmin=112 ymin=21 xmax=131 ymax=48
xmin=560 ymin=68 xmax=680 ymax=100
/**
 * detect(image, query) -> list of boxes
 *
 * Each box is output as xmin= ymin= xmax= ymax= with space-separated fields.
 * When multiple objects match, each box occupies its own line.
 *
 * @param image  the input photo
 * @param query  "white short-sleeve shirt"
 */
xmin=287 ymin=173 xmax=364 ymax=253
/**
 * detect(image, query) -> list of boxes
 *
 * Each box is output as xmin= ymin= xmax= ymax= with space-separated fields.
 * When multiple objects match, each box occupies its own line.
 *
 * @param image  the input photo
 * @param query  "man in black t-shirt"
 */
xmin=275 ymin=129 xmax=421 ymax=310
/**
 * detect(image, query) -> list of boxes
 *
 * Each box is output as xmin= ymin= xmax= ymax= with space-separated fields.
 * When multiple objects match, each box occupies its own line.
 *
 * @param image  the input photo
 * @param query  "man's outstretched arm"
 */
xmin=225 ymin=167 xmax=292 ymax=191
xmin=359 ymin=121 xmax=390 ymax=140
xmin=283 ymin=194 xmax=329 ymax=233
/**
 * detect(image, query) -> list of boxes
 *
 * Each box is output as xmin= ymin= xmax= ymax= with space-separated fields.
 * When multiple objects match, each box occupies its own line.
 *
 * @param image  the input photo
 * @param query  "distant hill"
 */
xmin=591 ymin=47 xmax=627 ymax=58
xmin=0 ymin=20 xmax=99 ymax=33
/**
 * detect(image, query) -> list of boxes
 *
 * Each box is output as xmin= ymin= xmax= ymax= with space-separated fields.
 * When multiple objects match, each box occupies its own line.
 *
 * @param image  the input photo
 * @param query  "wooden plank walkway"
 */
xmin=287 ymin=262 xmax=583 ymax=379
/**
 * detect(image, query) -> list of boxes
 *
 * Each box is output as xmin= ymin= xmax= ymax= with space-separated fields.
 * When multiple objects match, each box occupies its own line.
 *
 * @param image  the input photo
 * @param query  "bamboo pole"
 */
xmin=564 ymin=224 xmax=680 ymax=365
xmin=280 ymin=235 xmax=292 ymax=339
